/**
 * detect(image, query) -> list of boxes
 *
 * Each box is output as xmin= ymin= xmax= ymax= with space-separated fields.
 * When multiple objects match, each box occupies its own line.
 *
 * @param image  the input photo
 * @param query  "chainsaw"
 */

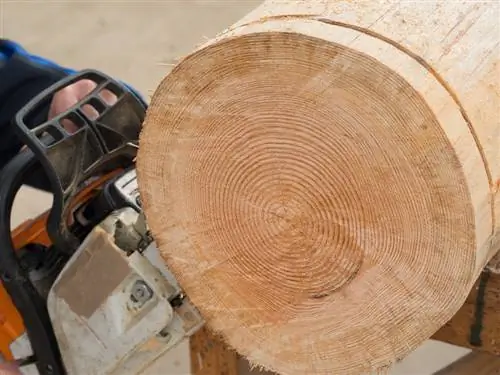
xmin=0 ymin=70 xmax=205 ymax=375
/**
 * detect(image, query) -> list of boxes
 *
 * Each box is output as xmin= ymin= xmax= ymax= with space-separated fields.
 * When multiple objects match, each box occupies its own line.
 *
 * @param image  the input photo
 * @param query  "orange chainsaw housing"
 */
xmin=0 ymin=212 xmax=50 ymax=361
xmin=0 ymin=170 xmax=121 ymax=361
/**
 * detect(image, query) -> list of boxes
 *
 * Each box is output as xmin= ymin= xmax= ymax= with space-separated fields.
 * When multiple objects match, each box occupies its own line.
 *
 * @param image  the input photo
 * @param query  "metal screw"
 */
xmin=157 ymin=327 xmax=171 ymax=342
xmin=130 ymin=280 xmax=153 ymax=305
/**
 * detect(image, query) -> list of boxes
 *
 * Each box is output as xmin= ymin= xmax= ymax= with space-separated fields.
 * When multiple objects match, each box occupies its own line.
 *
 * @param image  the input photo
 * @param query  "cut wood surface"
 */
xmin=137 ymin=1 xmax=500 ymax=374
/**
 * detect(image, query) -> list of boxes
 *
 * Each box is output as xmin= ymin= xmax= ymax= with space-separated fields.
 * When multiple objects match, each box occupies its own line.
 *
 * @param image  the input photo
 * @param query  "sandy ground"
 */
xmin=1 ymin=1 xmax=471 ymax=374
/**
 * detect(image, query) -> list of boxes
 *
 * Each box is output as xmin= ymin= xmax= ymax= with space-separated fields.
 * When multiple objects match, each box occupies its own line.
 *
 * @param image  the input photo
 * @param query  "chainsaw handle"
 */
xmin=0 ymin=147 xmax=66 ymax=375
xmin=13 ymin=69 xmax=147 ymax=254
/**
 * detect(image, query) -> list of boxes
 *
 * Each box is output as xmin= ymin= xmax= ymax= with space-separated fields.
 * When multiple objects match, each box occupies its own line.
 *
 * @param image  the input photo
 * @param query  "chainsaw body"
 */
xmin=0 ymin=71 xmax=204 ymax=374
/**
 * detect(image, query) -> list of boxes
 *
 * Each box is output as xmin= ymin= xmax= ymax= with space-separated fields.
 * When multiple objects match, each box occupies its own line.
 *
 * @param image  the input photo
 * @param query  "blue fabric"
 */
xmin=0 ymin=39 xmax=76 ymax=75
xmin=0 ymin=39 xmax=145 ymax=103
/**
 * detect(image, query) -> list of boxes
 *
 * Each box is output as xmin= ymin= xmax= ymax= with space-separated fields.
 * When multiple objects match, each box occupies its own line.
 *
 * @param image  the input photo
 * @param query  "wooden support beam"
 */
xmin=188 ymin=265 xmax=500 ymax=375
xmin=189 ymin=327 xmax=239 ymax=375
xmin=433 ymin=269 xmax=500 ymax=356
xmin=433 ymin=352 xmax=500 ymax=375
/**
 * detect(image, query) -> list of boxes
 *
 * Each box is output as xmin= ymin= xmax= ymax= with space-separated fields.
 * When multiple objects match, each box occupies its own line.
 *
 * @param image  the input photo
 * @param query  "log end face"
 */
xmin=137 ymin=31 xmax=478 ymax=375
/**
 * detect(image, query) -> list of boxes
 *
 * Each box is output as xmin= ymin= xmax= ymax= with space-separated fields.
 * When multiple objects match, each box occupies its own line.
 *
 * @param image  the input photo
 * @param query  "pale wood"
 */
xmin=433 ymin=352 xmax=500 ymax=375
xmin=137 ymin=1 xmax=500 ymax=374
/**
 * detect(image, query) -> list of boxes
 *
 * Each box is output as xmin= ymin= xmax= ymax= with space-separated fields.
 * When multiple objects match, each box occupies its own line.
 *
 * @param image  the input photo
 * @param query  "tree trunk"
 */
xmin=136 ymin=1 xmax=500 ymax=374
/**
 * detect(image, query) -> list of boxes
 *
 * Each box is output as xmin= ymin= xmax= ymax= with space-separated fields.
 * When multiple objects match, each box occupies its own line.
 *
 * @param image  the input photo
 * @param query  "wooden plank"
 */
xmin=189 ymin=269 xmax=500 ymax=375
xmin=433 ymin=352 xmax=500 ymax=375
xmin=189 ymin=327 xmax=239 ymax=375
xmin=188 ymin=268 xmax=500 ymax=375
xmin=433 ymin=269 xmax=500 ymax=355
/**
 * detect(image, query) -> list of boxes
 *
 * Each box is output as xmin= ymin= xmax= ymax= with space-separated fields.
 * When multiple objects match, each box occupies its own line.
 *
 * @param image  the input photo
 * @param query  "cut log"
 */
xmin=136 ymin=1 xmax=500 ymax=374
